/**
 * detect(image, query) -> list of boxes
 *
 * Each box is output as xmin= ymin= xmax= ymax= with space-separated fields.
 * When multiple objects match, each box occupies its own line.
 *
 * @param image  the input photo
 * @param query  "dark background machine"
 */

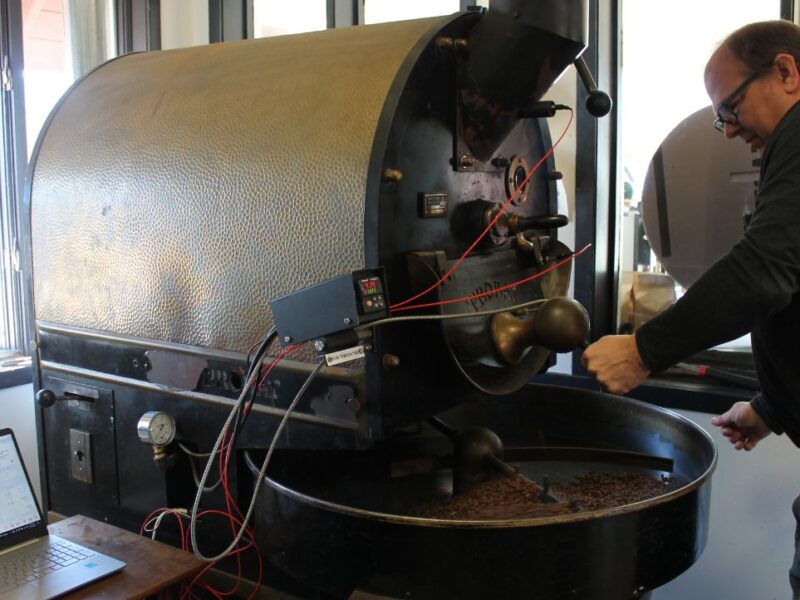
xmin=27 ymin=2 xmax=714 ymax=598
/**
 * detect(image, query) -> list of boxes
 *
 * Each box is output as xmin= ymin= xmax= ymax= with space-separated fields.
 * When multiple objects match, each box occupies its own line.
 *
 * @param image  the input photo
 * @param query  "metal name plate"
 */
xmin=325 ymin=345 xmax=366 ymax=366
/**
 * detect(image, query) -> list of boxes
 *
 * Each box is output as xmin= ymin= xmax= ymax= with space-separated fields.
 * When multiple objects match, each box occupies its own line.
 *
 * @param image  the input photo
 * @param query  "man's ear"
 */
xmin=775 ymin=53 xmax=800 ymax=92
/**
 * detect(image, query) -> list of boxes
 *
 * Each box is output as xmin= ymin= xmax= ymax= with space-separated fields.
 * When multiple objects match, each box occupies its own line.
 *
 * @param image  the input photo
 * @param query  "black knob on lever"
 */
xmin=36 ymin=389 xmax=65 ymax=408
xmin=574 ymin=56 xmax=613 ymax=117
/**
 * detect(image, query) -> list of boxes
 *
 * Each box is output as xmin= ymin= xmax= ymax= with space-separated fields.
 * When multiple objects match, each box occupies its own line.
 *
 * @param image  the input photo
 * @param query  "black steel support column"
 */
xmin=572 ymin=0 xmax=620 ymax=372
xmin=117 ymin=0 xmax=161 ymax=53
xmin=209 ymin=0 xmax=252 ymax=43
xmin=781 ymin=0 xmax=795 ymax=21
xmin=327 ymin=0 xmax=362 ymax=28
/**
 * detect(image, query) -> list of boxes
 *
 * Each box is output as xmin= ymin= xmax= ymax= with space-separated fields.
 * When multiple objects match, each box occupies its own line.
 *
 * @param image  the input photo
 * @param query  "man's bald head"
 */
xmin=706 ymin=20 xmax=800 ymax=80
xmin=704 ymin=21 xmax=800 ymax=148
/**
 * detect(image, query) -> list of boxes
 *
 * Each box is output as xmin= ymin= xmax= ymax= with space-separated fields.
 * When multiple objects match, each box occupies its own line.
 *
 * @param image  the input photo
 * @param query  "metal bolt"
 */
xmin=313 ymin=340 xmax=326 ymax=352
xmin=343 ymin=317 xmax=352 ymax=325
xmin=283 ymin=335 xmax=292 ymax=343
xmin=459 ymin=154 xmax=476 ymax=168
xmin=435 ymin=36 xmax=454 ymax=49
xmin=346 ymin=397 xmax=362 ymax=414
xmin=382 ymin=168 xmax=403 ymax=182
xmin=382 ymin=354 xmax=401 ymax=369
xmin=492 ymin=156 xmax=510 ymax=168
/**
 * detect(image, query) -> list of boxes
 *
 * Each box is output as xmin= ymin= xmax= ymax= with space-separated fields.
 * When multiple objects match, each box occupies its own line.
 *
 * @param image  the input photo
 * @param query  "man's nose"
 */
xmin=724 ymin=121 xmax=741 ymax=139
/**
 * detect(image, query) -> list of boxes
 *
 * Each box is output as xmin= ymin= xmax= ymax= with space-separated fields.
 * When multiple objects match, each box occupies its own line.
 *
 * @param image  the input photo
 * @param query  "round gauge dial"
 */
xmin=137 ymin=411 xmax=176 ymax=447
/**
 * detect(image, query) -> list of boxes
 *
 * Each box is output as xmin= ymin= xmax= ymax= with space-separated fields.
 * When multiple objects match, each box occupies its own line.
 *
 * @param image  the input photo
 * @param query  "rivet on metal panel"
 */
xmin=343 ymin=317 xmax=352 ymax=325
xmin=284 ymin=336 xmax=292 ymax=343
xmin=382 ymin=168 xmax=403 ymax=182
xmin=313 ymin=340 xmax=326 ymax=352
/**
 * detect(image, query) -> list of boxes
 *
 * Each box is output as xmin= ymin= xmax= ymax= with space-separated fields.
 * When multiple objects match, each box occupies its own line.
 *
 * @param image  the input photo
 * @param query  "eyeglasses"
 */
xmin=713 ymin=70 xmax=764 ymax=132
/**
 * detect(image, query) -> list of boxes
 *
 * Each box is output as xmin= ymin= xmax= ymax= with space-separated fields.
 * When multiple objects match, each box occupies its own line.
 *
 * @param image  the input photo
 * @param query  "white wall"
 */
xmin=654 ymin=409 xmax=798 ymax=600
xmin=0 ymin=383 xmax=40 ymax=503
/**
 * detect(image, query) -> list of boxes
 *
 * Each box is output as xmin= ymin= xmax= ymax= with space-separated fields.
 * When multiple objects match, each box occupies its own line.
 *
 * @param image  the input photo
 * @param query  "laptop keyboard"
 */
xmin=0 ymin=541 xmax=96 ymax=593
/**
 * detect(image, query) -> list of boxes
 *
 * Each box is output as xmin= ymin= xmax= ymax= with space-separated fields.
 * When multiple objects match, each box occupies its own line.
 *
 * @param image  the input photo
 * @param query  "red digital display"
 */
xmin=360 ymin=278 xmax=380 ymax=295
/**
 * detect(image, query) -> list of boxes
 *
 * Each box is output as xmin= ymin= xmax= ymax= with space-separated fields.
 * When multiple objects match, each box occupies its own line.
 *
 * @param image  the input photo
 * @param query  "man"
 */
xmin=582 ymin=20 xmax=800 ymax=594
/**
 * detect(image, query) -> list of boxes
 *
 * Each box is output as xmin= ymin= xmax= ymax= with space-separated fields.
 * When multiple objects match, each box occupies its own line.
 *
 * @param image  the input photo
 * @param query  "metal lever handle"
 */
xmin=36 ymin=389 xmax=94 ymax=407
xmin=574 ymin=56 xmax=613 ymax=117
xmin=36 ymin=389 xmax=64 ymax=407
xmin=512 ymin=214 xmax=569 ymax=232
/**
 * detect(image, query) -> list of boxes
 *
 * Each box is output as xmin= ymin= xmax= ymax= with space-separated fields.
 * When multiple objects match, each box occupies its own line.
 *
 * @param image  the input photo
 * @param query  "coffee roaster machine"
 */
xmin=27 ymin=1 xmax=716 ymax=598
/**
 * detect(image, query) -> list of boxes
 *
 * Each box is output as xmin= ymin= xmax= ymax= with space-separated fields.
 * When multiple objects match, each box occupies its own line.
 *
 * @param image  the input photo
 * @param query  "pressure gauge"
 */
xmin=137 ymin=411 xmax=176 ymax=447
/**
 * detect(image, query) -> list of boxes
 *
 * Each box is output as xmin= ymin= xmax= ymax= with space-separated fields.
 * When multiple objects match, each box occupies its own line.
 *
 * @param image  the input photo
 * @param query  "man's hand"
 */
xmin=582 ymin=335 xmax=650 ymax=394
xmin=711 ymin=402 xmax=771 ymax=451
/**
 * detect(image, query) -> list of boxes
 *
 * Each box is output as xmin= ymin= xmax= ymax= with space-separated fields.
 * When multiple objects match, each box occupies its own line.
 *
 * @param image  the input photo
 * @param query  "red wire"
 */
xmin=180 ymin=511 xmax=260 ymax=600
xmin=221 ymin=343 xmax=301 ymax=522
xmin=202 ymin=345 xmax=297 ymax=599
xmin=256 ymin=344 xmax=300 ymax=391
xmin=144 ymin=340 xmax=287 ymax=600
xmin=390 ymin=108 xmax=575 ymax=310
xmin=391 ymin=243 xmax=592 ymax=312
xmin=216 ymin=429 xmax=244 ymax=598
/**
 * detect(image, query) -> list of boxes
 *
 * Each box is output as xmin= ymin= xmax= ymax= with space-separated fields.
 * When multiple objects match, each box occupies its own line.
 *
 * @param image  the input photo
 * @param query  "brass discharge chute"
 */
xmin=491 ymin=296 xmax=590 ymax=366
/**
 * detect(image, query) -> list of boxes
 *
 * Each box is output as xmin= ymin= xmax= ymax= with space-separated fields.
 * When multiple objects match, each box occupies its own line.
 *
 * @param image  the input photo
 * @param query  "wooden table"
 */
xmin=48 ymin=514 xmax=205 ymax=600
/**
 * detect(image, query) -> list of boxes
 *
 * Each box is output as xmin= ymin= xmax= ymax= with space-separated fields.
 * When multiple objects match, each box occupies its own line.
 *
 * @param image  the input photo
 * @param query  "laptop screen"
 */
xmin=0 ymin=429 xmax=46 ymax=547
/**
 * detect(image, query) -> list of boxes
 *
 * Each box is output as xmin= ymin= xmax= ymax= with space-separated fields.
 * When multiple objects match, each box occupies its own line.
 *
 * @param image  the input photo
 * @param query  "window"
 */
xmin=616 ymin=1 xmax=781 ymax=349
xmin=253 ymin=0 xmax=327 ymax=37
xmin=23 ymin=0 xmax=116 ymax=153
xmin=0 ymin=0 xmax=116 ymax=359
xmin=364 ymin=0 xmax=461 ymax=25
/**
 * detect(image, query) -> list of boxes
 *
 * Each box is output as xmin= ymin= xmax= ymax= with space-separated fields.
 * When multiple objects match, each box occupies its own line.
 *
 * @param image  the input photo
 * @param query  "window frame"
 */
xmin=0 ymin=0 xmax=31 ymax=380
xmin=557 ymin=0 xmax=798 ymax=412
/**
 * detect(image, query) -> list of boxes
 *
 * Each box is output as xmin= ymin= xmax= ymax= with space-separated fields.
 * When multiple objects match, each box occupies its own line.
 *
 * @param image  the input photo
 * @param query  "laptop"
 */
xmin=0 ymin=428 xmax=125 ymax=599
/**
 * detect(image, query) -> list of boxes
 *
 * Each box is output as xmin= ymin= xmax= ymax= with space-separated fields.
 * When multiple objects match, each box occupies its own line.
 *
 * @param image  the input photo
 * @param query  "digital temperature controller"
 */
xmin=357 ymin=276 xmax=385 ymax=313
xmin=270 ymin=268 xmax=389 ymax=346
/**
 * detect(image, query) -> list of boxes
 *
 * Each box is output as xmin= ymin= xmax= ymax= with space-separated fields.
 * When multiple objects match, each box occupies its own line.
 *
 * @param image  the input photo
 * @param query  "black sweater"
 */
xmin=635 ymin=100 xmax=800 ymax=446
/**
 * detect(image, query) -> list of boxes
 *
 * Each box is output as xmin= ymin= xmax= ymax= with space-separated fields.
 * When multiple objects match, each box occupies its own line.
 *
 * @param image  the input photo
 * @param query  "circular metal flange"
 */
xmin=505 ymin=155 xmax=530 ymax=205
